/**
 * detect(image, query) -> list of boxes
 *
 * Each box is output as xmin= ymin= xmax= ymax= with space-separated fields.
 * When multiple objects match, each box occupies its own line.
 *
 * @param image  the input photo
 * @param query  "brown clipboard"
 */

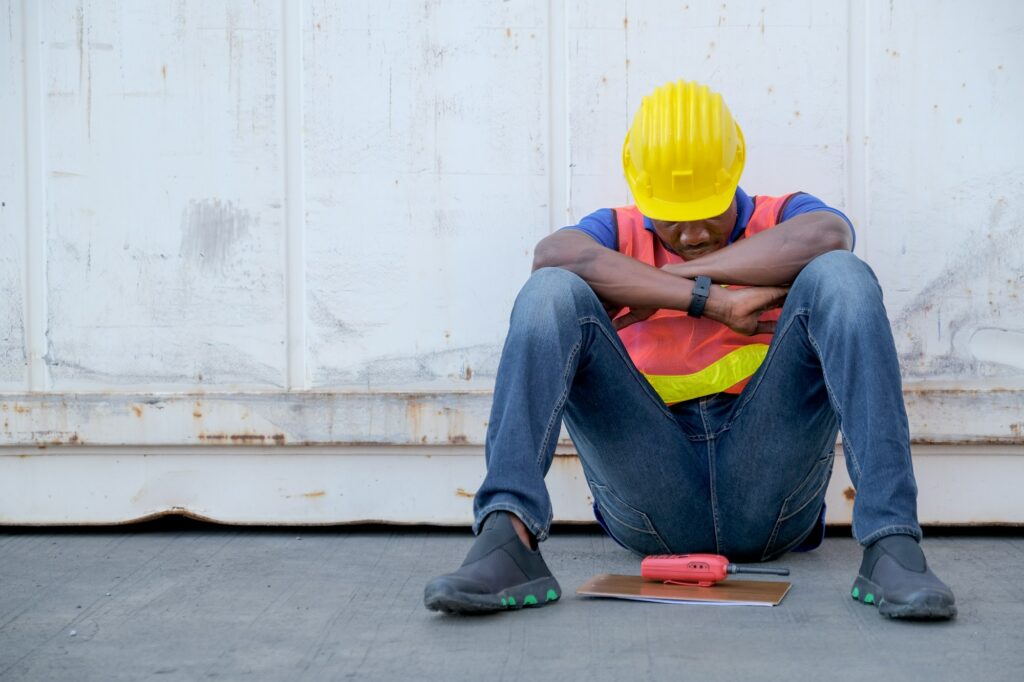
xmin=577 ymin=573 xmax=791 ymax=607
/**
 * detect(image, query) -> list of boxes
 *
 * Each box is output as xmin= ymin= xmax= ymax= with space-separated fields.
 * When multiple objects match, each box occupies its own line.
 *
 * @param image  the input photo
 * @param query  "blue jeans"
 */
xmin=473 ymin=251 xmax=921 ymax=561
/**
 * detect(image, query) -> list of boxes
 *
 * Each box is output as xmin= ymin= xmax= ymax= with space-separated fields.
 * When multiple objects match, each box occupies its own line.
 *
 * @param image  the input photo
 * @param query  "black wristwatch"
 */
xmin=688 ymin=275 xmax=712 ymax=318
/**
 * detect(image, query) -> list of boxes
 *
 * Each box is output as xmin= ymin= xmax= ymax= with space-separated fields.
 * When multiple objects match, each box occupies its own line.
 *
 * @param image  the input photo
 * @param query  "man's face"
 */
xmin=650 ymin=197 xmax=738 ymax=261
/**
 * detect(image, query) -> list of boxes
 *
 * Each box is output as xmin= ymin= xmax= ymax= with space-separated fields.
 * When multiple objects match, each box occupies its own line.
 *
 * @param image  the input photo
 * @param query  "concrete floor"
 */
xmin=0 ymin=522 xmax=1021 ymax=681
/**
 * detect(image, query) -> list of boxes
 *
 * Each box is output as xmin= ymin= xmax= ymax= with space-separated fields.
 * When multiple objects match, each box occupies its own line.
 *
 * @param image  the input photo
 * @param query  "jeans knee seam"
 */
xmin=761 ymin=516 xmax=785 ymax=562
xmin=535 ymin=339 xmax=581 ymax=468
xmin=581 ymin=317 xmax=678 ymax=423
xmin=708 ymin=440 xmax=722 ymax=554
xmin=587 ymin=480 xmax=672 ymax=554
xmin=720 ymin=309 xmax=808 ymax=432
xmin=762 ymin=517 xmax=819 ymax=561
xmin=804 ymin=328 xmax=863 ymax=480
xmin=778 ymin=467 xmax=832 ymax=522
xmin=761 ymin=454 xmax=833 ymax=560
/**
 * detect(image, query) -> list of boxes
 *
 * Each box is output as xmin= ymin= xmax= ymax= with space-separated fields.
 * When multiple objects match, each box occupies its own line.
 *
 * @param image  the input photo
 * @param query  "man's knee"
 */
xmin=793 ymin=251 xmax=882 ymax=308
xmin=524 ymin=266 xmax=590 ymax=293
xmin=516 ymin=267 xmax=597 ymax=313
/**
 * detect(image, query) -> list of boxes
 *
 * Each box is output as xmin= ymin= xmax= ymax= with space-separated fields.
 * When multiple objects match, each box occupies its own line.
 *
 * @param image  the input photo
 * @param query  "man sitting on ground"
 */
xmin=424 ymin=79 xmax=956 ymax=620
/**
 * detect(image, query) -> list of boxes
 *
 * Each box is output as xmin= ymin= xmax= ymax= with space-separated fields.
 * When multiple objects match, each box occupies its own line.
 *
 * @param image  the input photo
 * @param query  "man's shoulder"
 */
xmin=751 ymin=191 xmax=856 ymax=246
xmin=558 ymin=208 xmax=618 ymax=250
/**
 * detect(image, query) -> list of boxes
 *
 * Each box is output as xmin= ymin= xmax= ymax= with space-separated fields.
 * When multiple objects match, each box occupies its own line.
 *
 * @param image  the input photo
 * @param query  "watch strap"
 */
xmin=688 ymin=275 xmax=712 ymax=318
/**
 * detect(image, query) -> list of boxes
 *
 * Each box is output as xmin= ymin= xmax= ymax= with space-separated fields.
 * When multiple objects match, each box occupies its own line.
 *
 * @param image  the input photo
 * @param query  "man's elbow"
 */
xmin=532 ymin=232 xmax=590 ymax=272
xmin=821 ymin=215 xmax=854 ymax=252
xmin=532 ymin=234 xmax=565 ymax=272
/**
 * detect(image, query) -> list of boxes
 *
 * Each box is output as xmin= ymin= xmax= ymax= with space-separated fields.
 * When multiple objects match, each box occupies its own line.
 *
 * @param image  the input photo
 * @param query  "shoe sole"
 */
xmin=852 ymin=576 xmax=957 ymax=620
xmin=424 ymin=577 xmax=561 ymax=615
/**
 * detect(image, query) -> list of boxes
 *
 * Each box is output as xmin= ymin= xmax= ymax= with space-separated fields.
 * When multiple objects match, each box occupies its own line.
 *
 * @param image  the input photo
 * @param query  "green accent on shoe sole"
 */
xmin=501 ymin=597 xmax=508 ymax=607
xmin=508 ymin=597 xmax=516 ymax=606
xmin=864 ymin=593 xmax=875 ymax=604
xmin=523 ymin=595 xmax=538 ymax=606
xmin=852 ymin=587 xmax=860 ymax=600
xmin=546 ymin=589 xmax=559 ymax=602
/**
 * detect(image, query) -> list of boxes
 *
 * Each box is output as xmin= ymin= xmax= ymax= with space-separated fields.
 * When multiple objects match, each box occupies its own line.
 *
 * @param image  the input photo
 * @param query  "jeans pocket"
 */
xmin=761 ymin=452 xmax=834 ymax=561
xmin=589 ymin=483 xmax=671 ymax=556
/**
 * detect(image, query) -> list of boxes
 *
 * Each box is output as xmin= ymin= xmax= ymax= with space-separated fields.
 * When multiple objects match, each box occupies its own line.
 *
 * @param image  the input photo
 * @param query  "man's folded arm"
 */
xmin=663 ymin=211 xmax=853 ymax=286
xmin=532 ymin=229 xmax=789 ymax=337
xmin=532 ymin=229 xmax=697 ymax=312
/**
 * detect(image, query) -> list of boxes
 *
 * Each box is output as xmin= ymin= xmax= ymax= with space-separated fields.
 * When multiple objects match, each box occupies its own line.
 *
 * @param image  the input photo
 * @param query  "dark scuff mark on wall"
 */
xmin=315 ymin=344 xmax=501 ymax=387
xmin=43 ymin=334 xmax=280 ymax=387
xmin=891 ymin=202 xmax=1023 ymax=379
xmin=179 ymin=199 xmax=254 ymax=273
xmin=308 ymin=292 xmax=362 ymax=338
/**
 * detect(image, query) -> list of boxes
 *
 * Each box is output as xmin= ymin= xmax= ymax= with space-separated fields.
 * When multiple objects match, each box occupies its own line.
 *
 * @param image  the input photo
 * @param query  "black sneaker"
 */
xmin=852 ymin=534 xmax=956 ymax=619
xmin=424 ymin=512 xmax=562 ymax=614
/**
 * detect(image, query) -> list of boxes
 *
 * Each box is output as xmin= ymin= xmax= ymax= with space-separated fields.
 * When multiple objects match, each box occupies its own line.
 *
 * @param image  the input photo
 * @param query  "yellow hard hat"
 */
xmin=622 ymin=80 xmax=745 ymax=221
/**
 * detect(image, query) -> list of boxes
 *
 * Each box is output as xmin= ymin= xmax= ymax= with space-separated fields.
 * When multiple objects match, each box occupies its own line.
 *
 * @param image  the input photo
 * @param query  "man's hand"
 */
xmin=609 ymin=285 xmax=786 ymax=335
xmin=709 ymin=285 xmax=788 ymax=336
xmin=612 ymin=307 xmax=657 ymax=331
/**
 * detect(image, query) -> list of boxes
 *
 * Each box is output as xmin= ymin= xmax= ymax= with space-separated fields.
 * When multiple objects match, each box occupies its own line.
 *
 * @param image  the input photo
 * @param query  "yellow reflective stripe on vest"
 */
xmin=642 ymin=344 xmax=770 ymax=404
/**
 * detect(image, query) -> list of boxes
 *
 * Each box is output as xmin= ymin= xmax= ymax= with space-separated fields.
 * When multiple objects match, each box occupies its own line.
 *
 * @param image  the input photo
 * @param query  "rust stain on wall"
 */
xmin=229 ymin=434 xmax=263 ymax=442
xmin=23 ymin=432 xmax=84 ymax=446
xmin=912 ymin=436 xmax=1023 ymax=446
xmin=131 ymin=405 xmax=143 ymax=417
xmin=406 ymin=400 xmax=423 ymax=442
xmin=302 ymin=490 xmax=326 ymax=499
xmin=455 ymin=488 xmax=475 ymax=498
xmin=197 ymin=433 xmax=286 ymax=445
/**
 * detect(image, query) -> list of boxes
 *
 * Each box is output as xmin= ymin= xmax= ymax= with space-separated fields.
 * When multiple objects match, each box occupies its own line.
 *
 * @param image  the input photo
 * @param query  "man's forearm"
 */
xmin=533 ymin=229 xmax=789 ymax=336
xmin=533 ymin=230 xmax=697 ymax=311
xmin=663 ymin=212 xmax=853 ymax=285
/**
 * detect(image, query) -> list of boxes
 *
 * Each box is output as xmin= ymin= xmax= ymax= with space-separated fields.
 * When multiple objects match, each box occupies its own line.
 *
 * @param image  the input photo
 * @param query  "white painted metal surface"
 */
xmin=3 ymin=445 xmax=1024 ymax=526
xmin=1 ymin=0 xmax=1022 ymax=525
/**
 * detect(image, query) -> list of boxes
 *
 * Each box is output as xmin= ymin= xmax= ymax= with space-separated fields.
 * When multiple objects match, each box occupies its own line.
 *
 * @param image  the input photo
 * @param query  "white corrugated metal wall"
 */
xmin=1 ymin=0 xmax=1022 ymax=524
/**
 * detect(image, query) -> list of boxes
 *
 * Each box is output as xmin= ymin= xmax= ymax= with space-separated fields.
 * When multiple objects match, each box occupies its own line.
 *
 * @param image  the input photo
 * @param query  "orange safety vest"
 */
xmin=615 ymin=194 xmax=795 ymax=405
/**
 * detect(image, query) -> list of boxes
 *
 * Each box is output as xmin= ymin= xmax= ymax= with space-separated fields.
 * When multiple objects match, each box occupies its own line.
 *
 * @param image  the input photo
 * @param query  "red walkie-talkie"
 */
xmin=641 ymin=553 xmax=790 ymax=587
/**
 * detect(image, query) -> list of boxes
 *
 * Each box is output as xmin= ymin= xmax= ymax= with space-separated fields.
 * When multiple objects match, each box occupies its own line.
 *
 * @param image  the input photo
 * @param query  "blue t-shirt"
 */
xmin=563 ymin=187 xmax=855 ymax=250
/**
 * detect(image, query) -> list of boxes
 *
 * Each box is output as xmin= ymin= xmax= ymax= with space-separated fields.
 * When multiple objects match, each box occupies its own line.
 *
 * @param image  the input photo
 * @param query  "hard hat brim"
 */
xmin=634 ymin=187 xmax=736 ymax=222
